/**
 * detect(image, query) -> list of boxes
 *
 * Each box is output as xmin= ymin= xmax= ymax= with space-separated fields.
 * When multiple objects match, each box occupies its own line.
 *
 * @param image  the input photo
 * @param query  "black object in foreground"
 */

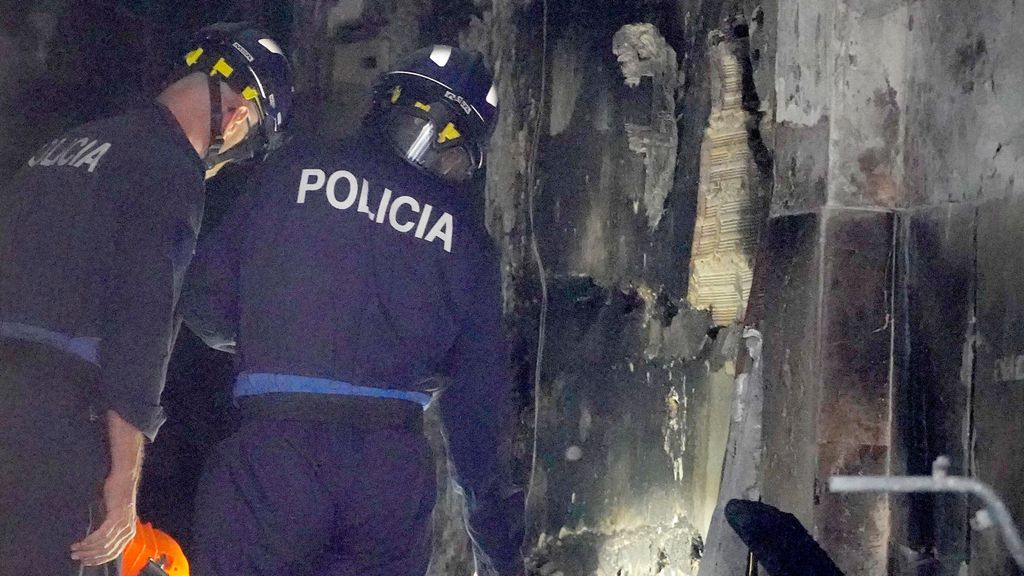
xmin=724 ymin=499 xmax=844 ymax=576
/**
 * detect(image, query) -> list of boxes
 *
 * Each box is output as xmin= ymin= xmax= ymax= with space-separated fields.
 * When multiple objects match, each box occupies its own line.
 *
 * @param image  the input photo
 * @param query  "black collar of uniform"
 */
xmin=152 ymin=101 xmax=206 ymax=175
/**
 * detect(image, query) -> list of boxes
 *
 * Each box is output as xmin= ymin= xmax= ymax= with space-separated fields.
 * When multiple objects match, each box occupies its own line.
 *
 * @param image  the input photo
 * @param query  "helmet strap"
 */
xmin=204 ymin=75 xmax=225 ymax=170
xmin=202 ymin=78 xmax=265 ymax=169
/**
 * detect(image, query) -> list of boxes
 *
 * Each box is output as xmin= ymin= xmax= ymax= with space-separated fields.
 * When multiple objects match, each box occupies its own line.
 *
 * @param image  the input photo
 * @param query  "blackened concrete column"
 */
xmin=761 ymin=0 xmax=907 ymax=573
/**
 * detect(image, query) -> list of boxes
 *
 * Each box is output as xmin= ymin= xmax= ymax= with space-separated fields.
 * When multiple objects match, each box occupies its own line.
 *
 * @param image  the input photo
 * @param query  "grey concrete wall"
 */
xmin=888 ymin=1 xmax=1024 ymax=574
xmin=903 ymin=0 xmax=1024 ymax=207
xmin=765 ymin=1 xmax=1024 ymax=574
xmin=896 ymin=204 xmax=976 ymax=575
xmin=763 ymin=1 xmax=903 ymax=573
xmin=773 ymin=0 xmax=908 ymax=213
xmin=896 ymin=200 xmax=1024 ymax=576
xmin=759 ymin=207 xmax=895 ymax=574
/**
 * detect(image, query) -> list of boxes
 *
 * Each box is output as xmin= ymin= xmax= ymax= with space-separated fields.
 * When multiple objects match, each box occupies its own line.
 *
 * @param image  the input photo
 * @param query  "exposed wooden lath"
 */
xmin=687 ymin=33 xmax=767 ymax=325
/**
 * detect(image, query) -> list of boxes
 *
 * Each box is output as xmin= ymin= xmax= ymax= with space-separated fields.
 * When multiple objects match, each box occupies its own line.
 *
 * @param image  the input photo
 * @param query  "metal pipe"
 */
xmin=829 ymin=456 xmax=1024 ymax=570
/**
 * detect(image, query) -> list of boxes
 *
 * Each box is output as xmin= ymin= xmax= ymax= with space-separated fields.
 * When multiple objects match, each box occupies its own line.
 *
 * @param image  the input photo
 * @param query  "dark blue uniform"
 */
xmin=182 ymin=135 xmax=523 ymax=575
xmin=0 ymin=105 xmax=205 ymax=575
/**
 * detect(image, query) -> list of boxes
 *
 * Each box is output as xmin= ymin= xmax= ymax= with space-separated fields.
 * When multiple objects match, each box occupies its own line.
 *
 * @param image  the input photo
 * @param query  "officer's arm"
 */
xmin=439 ymin=243 xmax=525 ymax=576
xmin=70 ymin=409 xmax=142 ymax=565
xmin=79 ymin=149 xmax=201 ymax=564
xmin=97 ymin=153 xmax=203 ymax=441
xmin=180 ymin=192 xmax=249 ymax=353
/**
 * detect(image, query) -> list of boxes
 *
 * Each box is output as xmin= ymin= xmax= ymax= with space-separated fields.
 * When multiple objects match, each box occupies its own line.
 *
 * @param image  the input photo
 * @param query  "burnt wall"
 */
xmin=893 ymin=1 xmax=1024 ymax=574
xmin=896 ymin=200 xmax=1024 ymax=576
xmin=759 ymin=207 xmax=895 ymax=574
xmin=895 ymin=204 xmax=976 ymax=574
xmin=466 ymin=1 xmax=777 ymax=575
xmin=761 ymin=1 xmax=902 ymax=572
xmin=764 ymin=0 xmax=1024 ymax=574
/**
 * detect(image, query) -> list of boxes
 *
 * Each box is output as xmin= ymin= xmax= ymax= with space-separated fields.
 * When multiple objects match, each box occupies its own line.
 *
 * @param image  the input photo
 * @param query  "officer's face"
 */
xmin=436 ymin=146 xmax=475 ymax=182
xmin=204 ymin=102 xmax=257 ymax=179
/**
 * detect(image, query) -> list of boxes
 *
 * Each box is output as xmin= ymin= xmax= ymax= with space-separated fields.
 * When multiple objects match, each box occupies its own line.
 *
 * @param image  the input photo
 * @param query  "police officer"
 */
xmin=0 ymin=23 xmax=292 ymax=575
xmin=182 ymin=45 xmax=525 ymax=576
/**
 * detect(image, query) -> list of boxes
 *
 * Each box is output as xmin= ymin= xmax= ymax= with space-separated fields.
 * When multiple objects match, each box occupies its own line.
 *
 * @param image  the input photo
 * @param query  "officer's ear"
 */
xmin=222 ymin=104 xmax=252 ymax=137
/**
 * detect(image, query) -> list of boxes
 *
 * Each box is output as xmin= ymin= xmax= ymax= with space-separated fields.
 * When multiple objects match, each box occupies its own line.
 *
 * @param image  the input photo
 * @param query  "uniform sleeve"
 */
xmin=438 ymin=240 xmax=525 ymax=576
xmin=97 ymin=151 xmax=203 ymax=441
xmin=180 ymin=191 xmax=249 ymax=353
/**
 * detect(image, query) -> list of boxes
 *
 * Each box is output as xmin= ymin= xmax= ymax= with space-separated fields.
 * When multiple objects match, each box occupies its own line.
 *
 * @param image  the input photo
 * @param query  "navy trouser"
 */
xmin=191 ymin=399 xmax=436 ymax=576
xmin=0 ymin=342 xmax=119 ymax=576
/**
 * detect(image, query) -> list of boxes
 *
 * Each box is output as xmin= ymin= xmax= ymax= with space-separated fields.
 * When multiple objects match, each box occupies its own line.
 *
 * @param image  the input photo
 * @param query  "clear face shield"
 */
xmin=383 ymin=107 xmax=483 ymax=183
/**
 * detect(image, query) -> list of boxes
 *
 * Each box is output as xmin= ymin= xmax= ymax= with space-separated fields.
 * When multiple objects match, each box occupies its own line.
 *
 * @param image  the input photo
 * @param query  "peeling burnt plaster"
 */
xmin=459 ymin=5 xmax=754 ymax=576
xmin=531 ymin=519 xmax=702 ymax=576
xmin=644 ymin=305 xmax=714 ymax=362
xmin=612 ymin=23 xmax=680 ymax=230
xmin=522 ymin=274 xmax=743 ymax=574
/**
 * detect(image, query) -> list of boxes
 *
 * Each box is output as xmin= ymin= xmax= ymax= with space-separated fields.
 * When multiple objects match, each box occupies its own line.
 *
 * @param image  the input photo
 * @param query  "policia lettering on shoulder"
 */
xmin=297 ymin=167 xmax=455 ymax=253
xmin=26 ymin=137 xmax=112 ymax=173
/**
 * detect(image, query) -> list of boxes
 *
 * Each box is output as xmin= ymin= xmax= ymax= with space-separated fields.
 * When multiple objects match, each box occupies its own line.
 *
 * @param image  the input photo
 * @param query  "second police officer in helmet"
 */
xmin=0 ymin=22 xmax=292 ymax=575
xmin=182 ymin=45 xmax=525 ymax=576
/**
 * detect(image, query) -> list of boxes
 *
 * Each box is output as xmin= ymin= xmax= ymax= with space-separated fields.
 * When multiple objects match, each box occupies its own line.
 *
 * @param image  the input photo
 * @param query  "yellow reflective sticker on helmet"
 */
xmin=185 ymin=47 xmax=204 ymax=66
xmin=210 ymin=58 xmax=234 ymax=78
xmin=390 ymin=86 xmax=402 ymax=104
xmin=437 ymin=123 xmax=461 ymax=143
xmin=242 ymin=86 xmax=259 ymax=101
xmin=414 ymin=101 xmax=431 ymax=112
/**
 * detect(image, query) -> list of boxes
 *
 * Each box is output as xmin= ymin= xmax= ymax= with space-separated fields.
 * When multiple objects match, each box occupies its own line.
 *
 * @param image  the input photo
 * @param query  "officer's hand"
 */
xmin=70 ymin=473 xmax=138 ymax=565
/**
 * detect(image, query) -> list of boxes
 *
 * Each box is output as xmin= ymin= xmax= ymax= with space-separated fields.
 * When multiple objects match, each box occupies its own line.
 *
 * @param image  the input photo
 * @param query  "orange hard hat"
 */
xmin=122 ymin=519 xmax=190 ymax=576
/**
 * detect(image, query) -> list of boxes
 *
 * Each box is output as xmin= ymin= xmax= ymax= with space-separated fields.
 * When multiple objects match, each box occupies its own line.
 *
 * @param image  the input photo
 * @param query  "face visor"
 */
xmin=382 ymin=105 xmax=483 ymax=184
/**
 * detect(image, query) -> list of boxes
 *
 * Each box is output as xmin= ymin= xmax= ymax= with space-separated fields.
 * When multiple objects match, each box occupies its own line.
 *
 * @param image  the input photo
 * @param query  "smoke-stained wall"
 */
xmin=462 ymin=2 xmax=774 ymax=574
xmin=763 ymin=1 xmax=1024 ymax=574
xmin=898 ymin=2 xmax=1024 ymax=574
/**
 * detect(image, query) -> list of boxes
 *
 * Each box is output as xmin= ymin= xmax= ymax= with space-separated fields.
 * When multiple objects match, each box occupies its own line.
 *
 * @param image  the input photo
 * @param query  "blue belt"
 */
xmin=0 ymin=321 xmax=99 ymax=365
xmin=234 ymin=372 xmax=432 ymax=409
